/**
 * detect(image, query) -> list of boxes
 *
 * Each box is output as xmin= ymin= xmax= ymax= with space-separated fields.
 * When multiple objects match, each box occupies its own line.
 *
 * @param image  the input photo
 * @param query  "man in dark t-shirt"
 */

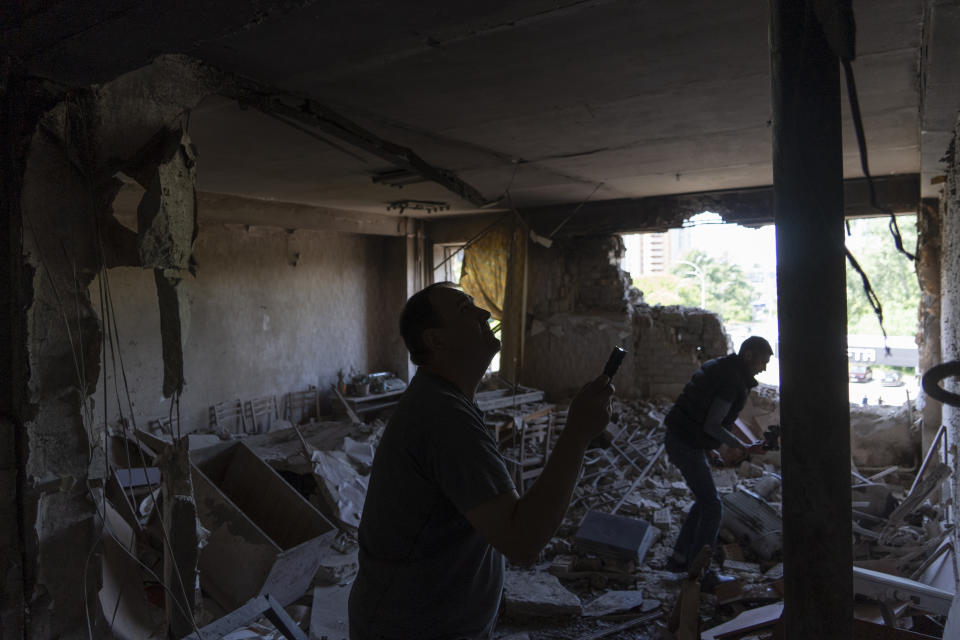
xmin=349 ymin=283 xmax=614 ymax=640
xmin=662 ymin=336 xmax=772 ymax=590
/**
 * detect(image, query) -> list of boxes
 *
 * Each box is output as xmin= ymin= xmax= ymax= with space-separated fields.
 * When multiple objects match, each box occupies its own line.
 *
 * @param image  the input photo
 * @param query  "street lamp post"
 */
xmin=678 ymin=260 xmax=706 ymax=309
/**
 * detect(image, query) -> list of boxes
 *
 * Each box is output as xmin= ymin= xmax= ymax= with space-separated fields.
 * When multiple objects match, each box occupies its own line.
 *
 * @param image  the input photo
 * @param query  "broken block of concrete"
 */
xmin=190 ymin=441 xmax=337 ymax=611
xmin=313 ymin=547 xmax=359 ymax=586
xmin=752 ymin=474 xmax=781 ymax=501
xmin=721 ymin=489 xmax=782 ymax=560
xmin=653 ymin=507 xmax=672 ymax=530
xmin=136 ymin=128 xmax=198 ymax=271
xmin=343 ymin=436 xmax=375 ymax=470
xmin=583 ymin=590 xmax=647 ymax=617
xmin=310 ymin=449 xmax=368 ymax=530
xmin=575 ymin=510 xmax=658 ymax=563
xmin=503 ymin=571 xmax=581 ymax=618
xmin=712 ymin=468 xmax=739 ymax=489
xmin=722 ymin=559 xmax=761 ymax=573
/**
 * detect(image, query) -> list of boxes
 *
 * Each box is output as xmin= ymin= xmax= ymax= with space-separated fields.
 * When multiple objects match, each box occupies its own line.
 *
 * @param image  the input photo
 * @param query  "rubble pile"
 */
xmin=96 ymin=383 xmax=952 ymax=640
xmin=494 ymin=392 xmax=953 ymax=639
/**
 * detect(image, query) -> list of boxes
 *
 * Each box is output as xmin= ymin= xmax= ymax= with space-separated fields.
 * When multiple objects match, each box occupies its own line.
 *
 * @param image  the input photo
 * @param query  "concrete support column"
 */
xmin=942 ymin=115 xmax=960 ymax=591
xmin=916 ymin=198 xmax=942 ymax=452
xmin=400 ymin=218 xmax=427 ymax=381
xmin=0 ymin=72 xmax=38 ymax=640
xmin=771 ymin=1 xmax=852 ymax=637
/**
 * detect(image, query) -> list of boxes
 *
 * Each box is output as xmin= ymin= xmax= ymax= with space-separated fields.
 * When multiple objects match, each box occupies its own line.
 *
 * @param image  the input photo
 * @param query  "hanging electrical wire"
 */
xmin=432 ymin=163 xmax=522 ymax=275
xmin=545 ymin=181 xmax=605 ymax=239
xmin=841 ymin=59 xmax=915 ymax=261
xmin=31 ymin=96 xmax=207 ymax=638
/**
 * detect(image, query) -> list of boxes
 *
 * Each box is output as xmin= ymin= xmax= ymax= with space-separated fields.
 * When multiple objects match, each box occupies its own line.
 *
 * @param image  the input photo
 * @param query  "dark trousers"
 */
xmin=664 ymin=429 xmax=722 ymax=569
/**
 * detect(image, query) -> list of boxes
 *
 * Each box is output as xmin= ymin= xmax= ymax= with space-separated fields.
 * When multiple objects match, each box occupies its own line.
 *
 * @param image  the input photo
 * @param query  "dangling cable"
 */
xmin=845 ymin=248 xmax=891 ymax=354
xmin=841 ymin=59 xmax=915 ymax=261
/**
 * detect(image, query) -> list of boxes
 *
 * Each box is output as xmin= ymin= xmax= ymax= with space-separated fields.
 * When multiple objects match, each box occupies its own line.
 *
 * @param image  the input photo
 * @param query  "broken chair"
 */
xmin=209 ymin=399 xmax=249 ymax=435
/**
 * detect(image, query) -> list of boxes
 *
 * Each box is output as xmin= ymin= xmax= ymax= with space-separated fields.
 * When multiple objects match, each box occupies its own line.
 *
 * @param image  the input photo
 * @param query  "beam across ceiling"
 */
xmin=428 ymin=174 xmax=920 ymax=244
xmin=215 ymin=69 xmax=493 ymax=208
xmin=112 ymin=186 xmax=407 ymax=236
xmin=520 ymin=173 xmax=919 ymax=238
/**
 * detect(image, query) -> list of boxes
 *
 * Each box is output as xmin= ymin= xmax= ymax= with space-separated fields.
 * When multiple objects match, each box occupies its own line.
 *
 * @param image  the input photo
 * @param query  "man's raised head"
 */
xmin=399 ymin=281 xmax=456 ymax=366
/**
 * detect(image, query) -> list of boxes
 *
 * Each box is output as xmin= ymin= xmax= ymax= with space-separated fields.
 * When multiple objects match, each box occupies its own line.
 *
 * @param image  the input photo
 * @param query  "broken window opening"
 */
xmin=622 ymin=212 xmax=923 ymax=406
xmin=622 ymin=212 xmax=778 ymax=388
xmin=432 ymin=243 xmax=465 ymax=285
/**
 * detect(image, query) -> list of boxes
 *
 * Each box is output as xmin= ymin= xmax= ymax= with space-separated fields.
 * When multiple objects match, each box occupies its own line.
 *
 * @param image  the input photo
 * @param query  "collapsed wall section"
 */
xmin=523 ymin=234 xmax=728 ymax=399
xmin=14 ymin=56 xmax=216 ymax=638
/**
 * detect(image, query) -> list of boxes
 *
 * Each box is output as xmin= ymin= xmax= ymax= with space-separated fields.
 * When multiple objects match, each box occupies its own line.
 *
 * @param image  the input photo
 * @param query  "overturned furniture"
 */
xmin=190 ymin=441 xmax=338 ymax=611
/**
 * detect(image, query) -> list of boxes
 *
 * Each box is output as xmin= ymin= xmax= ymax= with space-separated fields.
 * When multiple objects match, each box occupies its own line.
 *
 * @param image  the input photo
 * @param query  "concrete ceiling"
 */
xmin=5 ymin=0 xmax=949 ymax=217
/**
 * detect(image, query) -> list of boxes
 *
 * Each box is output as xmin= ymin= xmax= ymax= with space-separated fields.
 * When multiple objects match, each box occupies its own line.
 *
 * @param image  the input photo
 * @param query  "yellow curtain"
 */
xmin=459 ymin=220 xmax=512 ymax=322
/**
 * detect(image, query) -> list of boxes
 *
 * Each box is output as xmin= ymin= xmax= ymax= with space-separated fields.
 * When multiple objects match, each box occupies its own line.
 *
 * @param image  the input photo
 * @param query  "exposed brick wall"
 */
xmin=523 ymin=234 xmax=728 ymax=400
xmin=528 ymin=235 xmax=637 ymax=317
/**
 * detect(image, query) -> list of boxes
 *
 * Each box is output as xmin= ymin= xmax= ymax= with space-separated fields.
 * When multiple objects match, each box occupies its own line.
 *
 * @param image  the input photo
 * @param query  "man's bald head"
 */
xmin=399 ymin=282 xmax=456 ymax=366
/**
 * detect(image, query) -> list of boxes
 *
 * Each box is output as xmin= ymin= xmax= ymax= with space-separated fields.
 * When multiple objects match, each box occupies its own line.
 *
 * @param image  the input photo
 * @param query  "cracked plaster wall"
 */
xmin=90 ymin=225 xmax=405 ymax=433
xmin=522 ymin=235 xmax=728 ymax=399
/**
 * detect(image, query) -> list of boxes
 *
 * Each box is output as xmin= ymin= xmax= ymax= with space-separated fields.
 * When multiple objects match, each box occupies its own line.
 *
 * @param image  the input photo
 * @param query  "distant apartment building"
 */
xmin=641 ymin=232 xmax=669 ymax=273
xmin=623 ymin=228 xmax=695 ymax=276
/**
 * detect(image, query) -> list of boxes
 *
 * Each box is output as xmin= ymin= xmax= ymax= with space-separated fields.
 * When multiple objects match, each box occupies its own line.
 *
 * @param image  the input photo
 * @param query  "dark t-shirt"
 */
xmin=348 ymin=371 xmax=516 ymax=640
xmin=664 ymin=354 xmax=757 ymax=449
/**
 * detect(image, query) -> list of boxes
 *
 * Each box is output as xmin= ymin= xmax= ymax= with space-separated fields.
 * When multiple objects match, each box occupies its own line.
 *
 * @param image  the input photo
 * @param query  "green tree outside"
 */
xmin=845 ymin=216 xmax=920 ymax=336
xmin=634 ymin=249 xmax=760 ymax=323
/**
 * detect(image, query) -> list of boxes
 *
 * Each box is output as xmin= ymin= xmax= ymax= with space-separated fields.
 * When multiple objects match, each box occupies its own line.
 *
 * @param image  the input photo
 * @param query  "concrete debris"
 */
xmin=720 ymin=490 xmax=783 ymax=560
xmin=98 ymin=385 xmax=945 ymax=639
xmin=582 ymin=590 xmax=648 ymax=617
xmin=502 ymin=392 xmax=946 ymax=637
xmin=342 ymin=436 xmax=374 ymax=470
xmin=310 ymin=449 xmax=368 ymax=531
xmin=503 ymin=570 xmax=582 ymax=618
xmin=313 ymin=547 xmax=359 ymax=587
xmin=574 ymin=510 xmax=658 ymax=563
xmin=752 ymin=474 xmax=780 ymax=501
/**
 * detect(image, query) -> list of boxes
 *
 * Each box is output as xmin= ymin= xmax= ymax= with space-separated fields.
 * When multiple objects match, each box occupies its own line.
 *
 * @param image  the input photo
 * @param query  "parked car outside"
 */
xmin=881 ymin=370 xmax=904 ymax=387
xmin=849 ymin=365 xmax=873 ymax=383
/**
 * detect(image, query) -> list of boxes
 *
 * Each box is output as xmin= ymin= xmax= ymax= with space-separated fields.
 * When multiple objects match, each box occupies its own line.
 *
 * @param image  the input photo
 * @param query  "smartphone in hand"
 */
xmin=603 ymin=346 xmax=626 ymax=379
